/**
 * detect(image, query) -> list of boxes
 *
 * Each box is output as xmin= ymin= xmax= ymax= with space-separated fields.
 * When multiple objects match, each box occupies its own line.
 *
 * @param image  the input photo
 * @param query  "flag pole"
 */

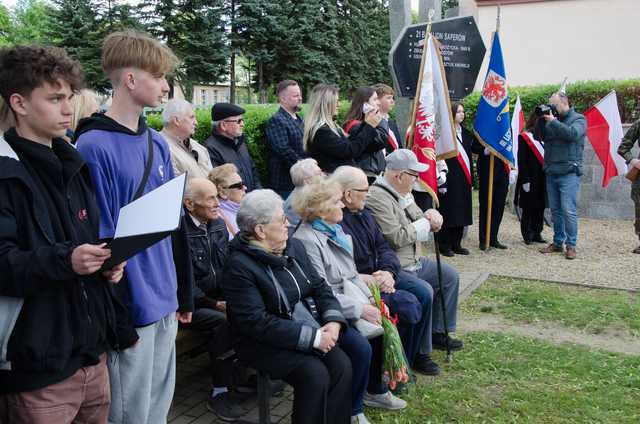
xmin=483 ymin=4 xmax=502 ymax=250
xmin=485 ymin=154 xmax=495 ymax=249
xmin=407 ymin=9 xmax=435 ymax=149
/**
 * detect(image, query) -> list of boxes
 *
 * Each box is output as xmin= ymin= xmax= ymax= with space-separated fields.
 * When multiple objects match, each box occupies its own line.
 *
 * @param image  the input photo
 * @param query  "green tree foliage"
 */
xmin=235 ymin=0 xmax=392 ymax=99
xmin=138 ymin=0 xmax=229 ymax=98
xmin=0 ymin=5 xmax=12 ymax=45
xmin=7 ymin=0 xmax=52 ymax=45
xmin=48 ymin=0 xmax=109 ymax=92
xmin=334 ymin=0 xmax=392 ymax=95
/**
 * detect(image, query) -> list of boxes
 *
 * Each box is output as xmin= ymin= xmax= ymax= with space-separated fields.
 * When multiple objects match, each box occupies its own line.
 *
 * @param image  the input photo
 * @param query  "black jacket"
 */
xmin=438 ymin=127 xmax=475 ymax=228
xmin=204 ymin=131 xmax=262 ymax=191
xmin=0 ymin=130 xmax=133 ymax=393
xmin=516 ymin=133 xmax=546 ymax=210
xmin=307 ymin=123 xmax=387 ymax=173
xmin=185 ymin=212 xmax=229 ymax=309
xmin=222 ymin=236 xmax=346 ymax=377
xmin=345 ymin=121 xmax=391 ymax=177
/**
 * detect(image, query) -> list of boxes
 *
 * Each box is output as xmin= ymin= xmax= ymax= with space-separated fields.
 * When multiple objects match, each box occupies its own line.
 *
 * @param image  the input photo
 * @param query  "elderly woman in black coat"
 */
xmin=222 ymin=189 xmax=352 ymax=424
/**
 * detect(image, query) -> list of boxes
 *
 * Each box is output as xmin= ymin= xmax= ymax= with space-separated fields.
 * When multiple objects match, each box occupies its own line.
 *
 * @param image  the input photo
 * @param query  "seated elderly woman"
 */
xmin=223 ymin=189 xmax=352 ymax=424
xmin=209 ymin=163 xmax=247 ymax=238
xmin=292 ymin=178 xmax=406 ymax=424
xmin=284 ymin=158 xmax=325 ymax=226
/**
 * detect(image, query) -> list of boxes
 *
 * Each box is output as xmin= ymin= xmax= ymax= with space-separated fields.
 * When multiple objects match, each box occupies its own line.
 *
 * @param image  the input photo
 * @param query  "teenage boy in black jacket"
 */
xmin=0 ymin=45 xmax=131 ymax=423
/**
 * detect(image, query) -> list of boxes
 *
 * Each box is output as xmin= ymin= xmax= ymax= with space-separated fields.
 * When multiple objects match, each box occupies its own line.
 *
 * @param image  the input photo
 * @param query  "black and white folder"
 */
xmin=101 ymin=173 xmax=187 ymax=270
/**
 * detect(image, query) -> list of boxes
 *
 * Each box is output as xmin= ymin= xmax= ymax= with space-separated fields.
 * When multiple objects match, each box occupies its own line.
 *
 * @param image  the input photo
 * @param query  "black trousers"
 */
xmin=438 ymin=226 xmax=465 ymax=251
xmin=186 ymin=307 xmax=232 ymax=387
xmin=478 ymin=182 xmax=508 ymax=245
xmin=282 ymin=346 xmax=352 ymax=424
xmin=520 ymin=207 xmax=544 ymax=242
xmin=414 ymin=190 xmax=433 ymax=211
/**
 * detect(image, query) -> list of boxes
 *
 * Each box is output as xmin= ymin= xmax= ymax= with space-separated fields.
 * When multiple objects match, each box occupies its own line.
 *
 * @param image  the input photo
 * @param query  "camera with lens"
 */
xmin=535 ymin=104 xmax=558 ymax=117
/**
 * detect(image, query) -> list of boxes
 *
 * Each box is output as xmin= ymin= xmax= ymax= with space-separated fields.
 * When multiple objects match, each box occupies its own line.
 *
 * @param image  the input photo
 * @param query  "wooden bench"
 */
xmin=176 ymin=329 xmax=275 ymax=424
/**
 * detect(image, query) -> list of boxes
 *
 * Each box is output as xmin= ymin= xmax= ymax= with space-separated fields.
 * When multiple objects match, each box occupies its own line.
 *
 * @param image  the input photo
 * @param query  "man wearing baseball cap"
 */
xmin=204 ymin=103 xmax=262 ymax=191
xmin=366 ymin=149 xmax=463 ymax=355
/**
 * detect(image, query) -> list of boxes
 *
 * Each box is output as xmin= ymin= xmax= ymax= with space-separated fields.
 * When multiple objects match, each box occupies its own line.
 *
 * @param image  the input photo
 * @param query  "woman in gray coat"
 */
xmin=291 ymin=178 xmax=406 ymax=424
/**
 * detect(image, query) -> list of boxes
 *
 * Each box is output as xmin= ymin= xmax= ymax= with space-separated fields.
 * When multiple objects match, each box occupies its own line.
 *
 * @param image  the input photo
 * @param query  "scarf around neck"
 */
xmin=311 ymin=219 xmax=353 ymax=254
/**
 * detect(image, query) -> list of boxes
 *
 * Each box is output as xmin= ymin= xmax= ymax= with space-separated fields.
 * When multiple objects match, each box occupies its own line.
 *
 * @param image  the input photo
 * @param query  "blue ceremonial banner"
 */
xmin=473 ymin=32 xmax=514 ymax=166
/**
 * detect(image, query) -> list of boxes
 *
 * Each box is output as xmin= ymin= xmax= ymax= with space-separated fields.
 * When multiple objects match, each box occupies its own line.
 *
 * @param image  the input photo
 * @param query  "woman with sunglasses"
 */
xmin=209 ymin=164 xmax=247 ymax=239
xmin=303 ymin=84 xmax=387 ymax=174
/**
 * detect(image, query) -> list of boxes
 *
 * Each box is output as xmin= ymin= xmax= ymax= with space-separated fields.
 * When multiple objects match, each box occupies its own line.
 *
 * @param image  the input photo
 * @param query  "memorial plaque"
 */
xmin=390 ymin=15 xmax=486 ymax=100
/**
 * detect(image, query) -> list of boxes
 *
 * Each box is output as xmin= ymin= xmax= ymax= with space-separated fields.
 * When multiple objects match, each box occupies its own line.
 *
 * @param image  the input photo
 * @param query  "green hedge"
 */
xmin=147 ymin=79 xmax=640 ymax=182
xmin=147 ymin=101 xmax=352 ymax=183
xmin=462 ymin=78 xmax=640 ymax=129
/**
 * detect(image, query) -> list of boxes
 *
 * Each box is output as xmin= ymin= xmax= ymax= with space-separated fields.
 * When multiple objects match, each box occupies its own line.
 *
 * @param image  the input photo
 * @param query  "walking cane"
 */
xmin=433 ymin=233 xmax=452 ymax=363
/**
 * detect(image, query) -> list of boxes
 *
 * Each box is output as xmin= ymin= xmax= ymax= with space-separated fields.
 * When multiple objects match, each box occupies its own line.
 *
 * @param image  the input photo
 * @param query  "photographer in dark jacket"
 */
xmin=538 ymin=92 xmax=586 ymax=260
xmin=0 ymin=45 xmax=131 ymax=422
xmin=182 ymin=178 xmax=245 ymax=421
xmin=304 ymin=84 xmax=386 ymax=174
xmin=223 ymin=189 xmax=351 ymax=424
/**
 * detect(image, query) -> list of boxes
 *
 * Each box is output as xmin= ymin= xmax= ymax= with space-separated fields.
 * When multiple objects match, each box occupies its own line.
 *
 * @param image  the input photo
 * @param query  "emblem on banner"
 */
xmin=481 ymin=70 xmax=507 ymax=107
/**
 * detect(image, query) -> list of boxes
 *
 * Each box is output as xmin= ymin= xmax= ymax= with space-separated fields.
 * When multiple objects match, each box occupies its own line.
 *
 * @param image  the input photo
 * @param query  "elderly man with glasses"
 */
xmin=204 ymin=102 xmax=262 ymax=192
xmin=366 ymin=149 xmax=463 ymax=355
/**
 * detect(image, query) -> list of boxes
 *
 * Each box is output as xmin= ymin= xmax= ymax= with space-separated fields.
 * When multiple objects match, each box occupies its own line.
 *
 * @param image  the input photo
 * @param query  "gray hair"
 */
xmin=237 ymin=189 xmax=283 ymax=235
xmin=330 ymin=166 xmax=366 ymax=191
xmin=290 ymin=158 xmax=320 ymax=187
xmin=184 ymin=177 xmax=215 ymax=201
xmin=162 ymin=99 xmax=193 ymax=125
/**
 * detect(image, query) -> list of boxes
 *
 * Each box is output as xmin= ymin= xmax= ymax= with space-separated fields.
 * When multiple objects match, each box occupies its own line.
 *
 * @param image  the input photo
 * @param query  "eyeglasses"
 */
xmin=403 ymin=171 xmax=420 ymax=179
xmin=225 ymin=182 xmax=245 ymax=190
xmin=224 ymin=118 xmax=244 ymax=124
xmin=350 ymin=187 xmax=369 ymax=193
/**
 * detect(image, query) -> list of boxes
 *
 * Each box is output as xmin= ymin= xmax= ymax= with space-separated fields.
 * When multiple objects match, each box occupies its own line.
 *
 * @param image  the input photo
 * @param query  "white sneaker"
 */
xmin=351 ymin=413 xmax=372 ymax=424
xmin=363 ymin=391 xmax=407 ymax=410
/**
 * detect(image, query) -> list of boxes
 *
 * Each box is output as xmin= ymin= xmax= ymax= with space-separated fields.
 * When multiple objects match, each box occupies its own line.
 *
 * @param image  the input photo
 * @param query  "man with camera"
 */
xmin=537 ymin=92 xmax=587 ymax=260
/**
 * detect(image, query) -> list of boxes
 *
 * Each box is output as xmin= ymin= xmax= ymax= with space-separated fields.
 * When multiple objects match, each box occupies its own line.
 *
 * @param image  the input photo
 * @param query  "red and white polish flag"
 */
xmin=585 ymin=91 xmax=627 ymax=187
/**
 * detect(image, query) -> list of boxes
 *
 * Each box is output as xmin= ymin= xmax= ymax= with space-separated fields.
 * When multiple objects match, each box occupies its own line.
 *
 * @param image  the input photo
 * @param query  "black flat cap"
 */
xmin=211 ymin=103 xmax=246 ymax=121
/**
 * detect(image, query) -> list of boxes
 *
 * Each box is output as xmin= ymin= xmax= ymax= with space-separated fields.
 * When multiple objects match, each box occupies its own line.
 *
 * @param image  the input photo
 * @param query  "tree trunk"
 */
xmin=229 ymin=0 xmax=236 ymax=104
xmin=258 ymin=61 xmax=267 ymax=104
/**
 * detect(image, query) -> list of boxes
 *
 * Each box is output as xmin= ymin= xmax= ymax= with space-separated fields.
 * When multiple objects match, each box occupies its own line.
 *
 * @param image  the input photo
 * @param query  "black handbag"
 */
xmin=266 ymin=264 xmax=320 ymax=329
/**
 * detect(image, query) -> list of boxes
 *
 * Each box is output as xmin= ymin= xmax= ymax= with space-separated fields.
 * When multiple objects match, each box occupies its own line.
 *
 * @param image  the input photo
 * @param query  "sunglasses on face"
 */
xmin=225 ymin=182 xmax=245 ymax=190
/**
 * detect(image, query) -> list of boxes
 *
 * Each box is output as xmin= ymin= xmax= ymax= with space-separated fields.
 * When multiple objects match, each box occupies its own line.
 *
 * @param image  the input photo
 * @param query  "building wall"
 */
xmin=577 ymin=124 xmax=637 ymax=220
xmin=473 ymin=0 xmax=640 ymax=90
xmin=192 ymin=85 xmax=231 ymax=107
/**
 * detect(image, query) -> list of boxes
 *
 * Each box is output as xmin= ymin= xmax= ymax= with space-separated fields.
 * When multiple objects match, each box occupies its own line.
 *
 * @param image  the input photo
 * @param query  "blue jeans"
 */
xmin=546 ymin=173 xmax=580 ymax=247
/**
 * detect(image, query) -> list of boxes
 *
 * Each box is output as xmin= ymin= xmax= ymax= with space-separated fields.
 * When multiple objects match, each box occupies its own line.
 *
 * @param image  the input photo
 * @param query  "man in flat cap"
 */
xmin=204 ymin=103 xmax=262 ymax=191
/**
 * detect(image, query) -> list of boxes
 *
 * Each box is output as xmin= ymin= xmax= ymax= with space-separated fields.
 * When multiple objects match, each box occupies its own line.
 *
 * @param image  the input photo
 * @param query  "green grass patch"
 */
xmin=368 ymin=332 xmax=640 ymax=423
xmin=462 ymin=276 xmax=640 ymax=336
